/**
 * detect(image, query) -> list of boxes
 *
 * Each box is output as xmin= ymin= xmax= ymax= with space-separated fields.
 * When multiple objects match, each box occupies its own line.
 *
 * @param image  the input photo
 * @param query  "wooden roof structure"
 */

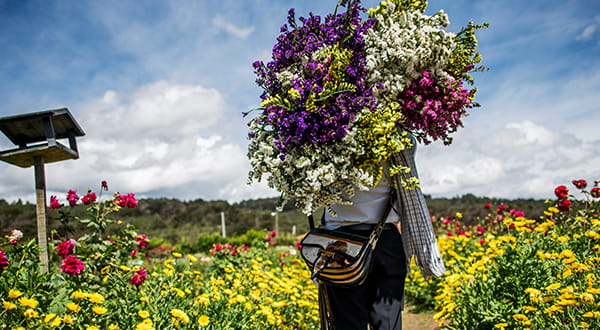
xmin=0 ymin=108 xmax=85 ymax=168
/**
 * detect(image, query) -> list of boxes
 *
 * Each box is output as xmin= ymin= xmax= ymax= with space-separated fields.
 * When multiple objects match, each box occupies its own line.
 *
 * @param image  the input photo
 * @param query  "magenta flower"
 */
xmin=49 ymin=195 xmax=63 ymax=210
xmin=115 ymin=193 xmax=138 ymax=208
xmin=135 ymin=234 xmax=148 ymax=249
xmin=56 ymin=239 xmax=76 ymax=258
xmin=81 ymin=192 xmax=97 ymax=205
xmin=66 ymin=190 xmax=79 ymax=207
xmin=0 ymin=250 xmax=9 ymax=273
xmin=60 ymin=256 xmax=85 ymax=277
xmin=129 ymin=269 xmax=147 ymax=286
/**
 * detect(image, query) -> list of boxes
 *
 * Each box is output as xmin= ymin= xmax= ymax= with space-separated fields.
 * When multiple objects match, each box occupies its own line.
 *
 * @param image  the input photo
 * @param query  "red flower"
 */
xmin=514 ymin=211 xmax=525 ymax=218
xmin=484 ymin=203 xmax=492 ymax=209
xmin=0 ymin=250 xmax=9 ymax=273
xmin=554 ymin=185 xmax=569 ymax=199
xmin=115 ymin=193 xmax=138 ymax=208
xmin=476 ymin=226 xmax=485 ymax=235
xmin=129 ymin=269 xmax=147 ymax=286
xmin=81 ymin=192 xmax=97 ymax=205
xmin=49 ymin=195 xmax=63 ymax=210
xmin=101 ymin=180 xmax=109 ymax=191
xmin=557 ymin=199 xmax=571 ymax=212
xmin=56 ymin=239 xmax=76 ymax=258
xmin=60 ymin=256 xmax=85 ymax=277
xmin=66 ymin=190 xmax=79 ymax=207
xmin=591 ymin=188 xmax=600 ymax=199
xmin=572 ymin=180 xmax=587 ymax=189
xmin=496 ymin=205 xmax=506 ymax=214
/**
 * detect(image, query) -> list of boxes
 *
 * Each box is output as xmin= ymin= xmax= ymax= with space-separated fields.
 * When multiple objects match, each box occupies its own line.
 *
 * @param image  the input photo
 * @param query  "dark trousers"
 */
xmin=324 ymin=225 xmax=407 ymax=330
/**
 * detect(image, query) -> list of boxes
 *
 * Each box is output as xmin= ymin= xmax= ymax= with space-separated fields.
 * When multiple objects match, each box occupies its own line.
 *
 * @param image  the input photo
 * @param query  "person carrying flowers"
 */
xmin=245 ymin=0 xmax=486 ymax=328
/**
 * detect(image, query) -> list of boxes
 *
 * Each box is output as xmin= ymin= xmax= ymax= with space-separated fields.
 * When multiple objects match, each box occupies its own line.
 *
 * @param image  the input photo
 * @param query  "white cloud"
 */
xmin=212 ymin=15 xmax=254 ymax=39
xmin=576 ymin=15 xmax=600 ymax=41
xmin=417 ymin=120 xmax=600 ymax=200
xmin=0 ymin=81 xmax=278 ymax=204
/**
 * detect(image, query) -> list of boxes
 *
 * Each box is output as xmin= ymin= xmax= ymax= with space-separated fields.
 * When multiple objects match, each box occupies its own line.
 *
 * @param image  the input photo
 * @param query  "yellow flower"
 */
xmin=63 ymin=314 xmax=75 ymax=324
xmin=101 ymin=266 xmax=111 ymax=274
xmin=187 ymin=254 xmax=198 ymax=262
xmin=18 ymin=297 xmax=39 ymax=309
xmin=170 ymin=308 xmax=190 ymax=324
xmin=522 ymin=306 xmax=537 ymax=313
xmin=136 ymin=319 xmax=155 ymax=330
xmin=88 ymin=293 xmax=105 ymax=304
xmin=580 ymin=292 xmax=595 ymax=303
xmin=8 ymin=289 xmax=23 ymax=298
xmin=198 ymin=315 xmax=210 ymax=327
xmin=92 ymin=305 xmax=108 ymax=315
xmin=546 ymin=283 xmax=562 ymax=291
xmin=120 ymin=265 xmax=131 ymax=271
xmin=23 ymin=308 xmax=39 ymax=318
xmin=138 ymin=310 xmax=150 ymax=319
xmin=66 ymin=302 xmax=81 ymax=313
xmin=172 ymin=252 xmax=183 ymax=258
xmin=494 ymin=323 xmax=508 ymax=329
xmin=108 ymin=324 xmax=121 ymax=330
xmin=44 ymin=313 xmax=62 ymax=327
xmin=3 ymin=301 xmax=17 ymax=310
xmin=86 ymin=326 xmax=100 ymax=330
xmin=71 ymin=290 xmax=88 ymax=299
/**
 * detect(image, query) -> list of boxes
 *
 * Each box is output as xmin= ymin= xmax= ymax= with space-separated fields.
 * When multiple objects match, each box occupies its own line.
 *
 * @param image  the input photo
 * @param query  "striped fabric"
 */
xmin=390 ymin=139 xmax=446 ymax=277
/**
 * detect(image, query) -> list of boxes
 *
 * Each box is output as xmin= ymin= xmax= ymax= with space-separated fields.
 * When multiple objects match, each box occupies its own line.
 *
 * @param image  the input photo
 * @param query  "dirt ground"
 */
xmin=402 ymin=307 xmax=441 ymax=330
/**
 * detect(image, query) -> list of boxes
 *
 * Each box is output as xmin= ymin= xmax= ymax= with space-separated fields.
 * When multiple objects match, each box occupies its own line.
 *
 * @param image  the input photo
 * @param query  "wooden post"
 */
xmin=34 ymin=156 xmax=49 ymax=273
xmin=221 ymin=212 xmax=226 ymax=238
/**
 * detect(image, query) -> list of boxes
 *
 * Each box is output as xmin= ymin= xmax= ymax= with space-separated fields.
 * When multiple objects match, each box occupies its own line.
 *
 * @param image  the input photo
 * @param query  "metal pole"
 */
xmin=34 ymin=156 xmax=49 ymax=273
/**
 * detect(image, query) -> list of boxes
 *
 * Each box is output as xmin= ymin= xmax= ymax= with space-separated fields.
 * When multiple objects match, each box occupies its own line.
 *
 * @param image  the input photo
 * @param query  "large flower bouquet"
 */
xmin=245 ymin=0 xmax=486 ymax=215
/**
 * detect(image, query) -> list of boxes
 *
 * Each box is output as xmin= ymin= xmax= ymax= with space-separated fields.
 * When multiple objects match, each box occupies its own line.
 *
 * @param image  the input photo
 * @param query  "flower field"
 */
xmin=1 ymin=180 xmax=599 ymax=329
xmin=405 ymin=180 xmax=600 ymax=329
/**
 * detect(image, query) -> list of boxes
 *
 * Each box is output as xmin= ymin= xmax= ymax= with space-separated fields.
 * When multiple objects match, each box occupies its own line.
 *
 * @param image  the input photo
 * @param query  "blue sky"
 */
xmin=1 ymin=0 xmax=599 ymax=205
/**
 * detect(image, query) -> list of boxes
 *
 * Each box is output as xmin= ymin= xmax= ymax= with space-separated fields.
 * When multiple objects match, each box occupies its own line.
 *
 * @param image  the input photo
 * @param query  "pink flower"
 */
xmin=484 ymin=203 xmax=492 ymax=209
xmin=557 ymin=199 xmax=571 ymax=212
xmin=60 ymin=256 xmax=85 ymax=277
xmin=130 ymin=249 xmax=138 ymax=257
xmin=572 ymin=179 xmax=587 ymax=189
xmin=115 ymin=193 xmax=138 ymax=208
xmin=56 ymin=239 xmax=76 ymax=257
xmin=50 ymin=195 xmax=63 ymax=210
xmin=135 ymin=234 xmax=149 ymax=249
xmin=129 ymin=269 xmax=147 ymax=286
xmin=514 ymin=211 xmax=525 ymax=218
xmin=479 ymin=239 xmax=486 ymax=245
xmin=554 ymin=185 xmax=569 ymax=199
xmin=66 ymin=190 xmax=79 ymax=207
xmin=0 ymin=250 xmax=9 ymax=273
xmin=81 ymin=192 xmax=97 ymax=205
xmin=591 ymin=188 xmax=600 ymax=199
xmin=214 ymin=244 xmax=223 ymax=252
